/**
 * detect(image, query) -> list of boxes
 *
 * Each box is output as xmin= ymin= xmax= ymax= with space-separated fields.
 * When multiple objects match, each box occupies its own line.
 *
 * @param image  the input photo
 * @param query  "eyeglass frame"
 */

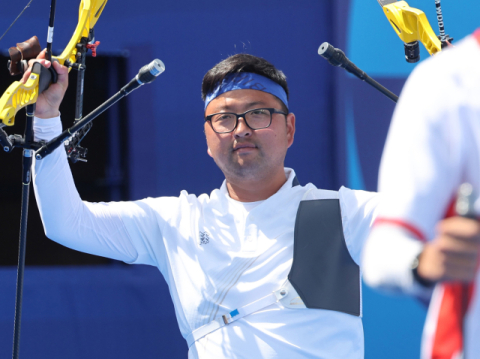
xmin=205 ymin=108 xmax=289 ymax=134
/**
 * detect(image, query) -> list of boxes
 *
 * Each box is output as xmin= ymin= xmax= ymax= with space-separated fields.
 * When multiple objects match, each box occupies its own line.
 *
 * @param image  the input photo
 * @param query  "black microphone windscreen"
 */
xmin=318 ymin=42 xmax=347 ymax=68
xmin=318 ymin=42 xmax=336 ymax=60
xmin=137 ymin=59 xmax=165 ymax=84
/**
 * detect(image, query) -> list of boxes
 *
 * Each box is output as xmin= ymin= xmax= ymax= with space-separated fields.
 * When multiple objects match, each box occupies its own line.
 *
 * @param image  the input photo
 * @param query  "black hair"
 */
xmin=201 ymin=54 xmax=289 ymax=106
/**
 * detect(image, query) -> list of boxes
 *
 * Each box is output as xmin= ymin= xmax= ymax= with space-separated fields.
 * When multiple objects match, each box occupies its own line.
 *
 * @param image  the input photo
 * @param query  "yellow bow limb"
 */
xmin=383 ymin=1 xmax=441 ymax=56
xmin=0 ymin=72 xmax=40 ymax=126
xmin=54 ymin=0 xmax=108 ymax=66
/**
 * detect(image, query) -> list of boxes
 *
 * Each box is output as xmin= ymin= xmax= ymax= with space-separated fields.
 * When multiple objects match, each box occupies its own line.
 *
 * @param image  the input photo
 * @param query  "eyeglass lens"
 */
xmin=211 ymin=109 xmax=272 ymax=132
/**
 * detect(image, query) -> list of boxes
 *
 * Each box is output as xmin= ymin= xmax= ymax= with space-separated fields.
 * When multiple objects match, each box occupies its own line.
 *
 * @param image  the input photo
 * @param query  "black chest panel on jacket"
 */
xmin=288 ymin=198 xmax=361 ymax=317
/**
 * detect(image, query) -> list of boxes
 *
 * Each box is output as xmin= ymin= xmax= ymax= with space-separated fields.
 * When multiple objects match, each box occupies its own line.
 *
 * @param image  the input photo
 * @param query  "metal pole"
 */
xmin=12 ymin=104 xmax=35 ymax=359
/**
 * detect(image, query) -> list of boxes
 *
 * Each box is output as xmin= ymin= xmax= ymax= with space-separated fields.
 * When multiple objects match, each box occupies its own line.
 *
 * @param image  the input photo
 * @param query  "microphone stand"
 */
xmin=318 ymin=42 xmax=399 ymax=103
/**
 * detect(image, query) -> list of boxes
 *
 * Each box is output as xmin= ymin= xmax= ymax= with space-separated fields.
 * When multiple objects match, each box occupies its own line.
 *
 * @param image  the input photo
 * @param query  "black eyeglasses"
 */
xmin=205 ymin=108 xmax=288 ymax=134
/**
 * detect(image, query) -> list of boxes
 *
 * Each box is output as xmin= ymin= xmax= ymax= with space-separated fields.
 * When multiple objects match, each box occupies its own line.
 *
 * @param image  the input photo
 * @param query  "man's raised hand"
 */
xmin=21 ymin=49 xmax=69 ymax=119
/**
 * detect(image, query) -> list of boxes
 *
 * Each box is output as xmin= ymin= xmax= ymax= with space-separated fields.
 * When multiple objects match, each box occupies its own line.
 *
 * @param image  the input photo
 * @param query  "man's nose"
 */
xmin=234 ymin=117 xmax=252 ymax=138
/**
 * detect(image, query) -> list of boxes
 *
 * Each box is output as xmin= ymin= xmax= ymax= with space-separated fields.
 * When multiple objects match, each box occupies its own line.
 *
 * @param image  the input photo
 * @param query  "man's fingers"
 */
xmin=37 ymin=48 xmax=47 ymax=59
xmin=444 ymin=263 xmax=477 ymax=282
xmin=418 ymin=235 xmax=480 ymax=283
xmin=21 ymin=59 xmax=52 ymax=84
xmin=20 ymin=68 xmax=32 ymax=84
xmin=20 ymin=48 xmax=51 ymax=84
xmin=52 ymin=60 xmax=69 ymax=76
xmin=437 ymin=217 xmax=480 ymax=243
xmin=442 ymin=249 xmax=478 ymax=265
xmin=27 ymin=58 xmax=51 ymax=69
xmin=51 ymin=61 xmax=69 ymax=89
xmin=439 ymin=236 xmax=480 ymax=253
xmin=444 ymin=231 xmax=480 ymax=244
xmin=440 ymin=245 xmax=478 ymax=282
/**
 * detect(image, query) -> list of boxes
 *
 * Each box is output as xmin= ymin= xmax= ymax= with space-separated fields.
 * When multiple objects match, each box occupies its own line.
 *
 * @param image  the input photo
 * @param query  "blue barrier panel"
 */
xmin=0 ymin=266 xmax=186 ymax=359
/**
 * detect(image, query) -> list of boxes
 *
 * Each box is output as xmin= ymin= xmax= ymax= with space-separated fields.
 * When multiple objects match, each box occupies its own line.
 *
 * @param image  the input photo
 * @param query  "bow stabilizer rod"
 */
xmin=45 ymin=0 xmax=57 ymax=61
xmin=11 ymin=0 xmax=59 ymax=348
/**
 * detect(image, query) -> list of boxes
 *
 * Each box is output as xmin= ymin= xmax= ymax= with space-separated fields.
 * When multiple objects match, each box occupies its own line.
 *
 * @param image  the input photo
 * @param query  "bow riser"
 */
xmin=0 ymin=76 xmax=40 ymax=126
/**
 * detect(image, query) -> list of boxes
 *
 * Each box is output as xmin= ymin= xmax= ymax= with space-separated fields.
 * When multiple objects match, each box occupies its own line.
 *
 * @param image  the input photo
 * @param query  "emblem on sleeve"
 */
xmin=199 ymin=231 xmax=210 ymax=245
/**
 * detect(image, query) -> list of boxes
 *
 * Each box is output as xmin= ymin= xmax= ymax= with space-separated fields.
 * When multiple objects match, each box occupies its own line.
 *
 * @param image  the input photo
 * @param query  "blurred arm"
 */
xmin=362 ymin=50 xmax=465 ymax=299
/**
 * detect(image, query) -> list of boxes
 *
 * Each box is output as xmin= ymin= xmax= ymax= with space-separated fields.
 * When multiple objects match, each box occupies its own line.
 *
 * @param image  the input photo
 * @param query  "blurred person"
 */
xmin=28 ymin=52 xmax=379 ymax=358
xmin=363 ymin=29 xmax=480 ymax=359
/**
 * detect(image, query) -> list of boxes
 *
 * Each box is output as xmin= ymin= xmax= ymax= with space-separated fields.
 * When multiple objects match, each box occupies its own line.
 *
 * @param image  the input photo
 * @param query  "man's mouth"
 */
xmin=233 ymin=143 xmax=257 ymax=151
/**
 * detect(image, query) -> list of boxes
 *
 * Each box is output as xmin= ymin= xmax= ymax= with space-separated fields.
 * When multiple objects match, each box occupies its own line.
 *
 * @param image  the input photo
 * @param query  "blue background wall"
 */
xmin=0 ymin=0 xmax=478 ymax=358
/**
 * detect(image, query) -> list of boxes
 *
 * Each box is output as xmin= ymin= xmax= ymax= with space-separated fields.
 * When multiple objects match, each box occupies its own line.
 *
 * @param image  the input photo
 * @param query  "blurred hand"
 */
xmin=417 ymin=216 xmax=480 ymax=282
xmin=20 ymin=49 xmax=69 ymax=119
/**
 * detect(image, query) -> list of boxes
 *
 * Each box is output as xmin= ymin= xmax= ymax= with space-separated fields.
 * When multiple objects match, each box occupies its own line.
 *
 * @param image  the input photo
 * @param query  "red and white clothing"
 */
xmin=363 ymin=31 xmax=480 ymax=359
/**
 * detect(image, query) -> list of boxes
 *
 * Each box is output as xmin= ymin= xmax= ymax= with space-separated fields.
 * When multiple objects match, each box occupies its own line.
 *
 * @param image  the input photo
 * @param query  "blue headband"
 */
xmin=204 ymin=73 xmax=288 ymax=111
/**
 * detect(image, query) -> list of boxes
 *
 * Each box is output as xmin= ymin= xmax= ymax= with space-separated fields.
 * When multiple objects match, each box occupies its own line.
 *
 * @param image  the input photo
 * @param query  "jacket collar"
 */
xmin=218 ymin=168 xmax=299 ymax=201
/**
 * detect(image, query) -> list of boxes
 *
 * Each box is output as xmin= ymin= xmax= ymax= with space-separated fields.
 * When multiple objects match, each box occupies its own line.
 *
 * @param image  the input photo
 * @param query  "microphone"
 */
xmin=318 ymin=42 xmax=366 ymax=81
xmin=318 ymin=42 xmax=398 ymax=103
xmin=121 ymin=59 xmax=165 ymax=95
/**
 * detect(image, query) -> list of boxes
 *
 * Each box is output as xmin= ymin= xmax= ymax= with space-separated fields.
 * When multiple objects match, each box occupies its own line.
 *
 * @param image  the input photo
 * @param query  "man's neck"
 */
xmin=225 ymin=168 xmax=288 ymax=202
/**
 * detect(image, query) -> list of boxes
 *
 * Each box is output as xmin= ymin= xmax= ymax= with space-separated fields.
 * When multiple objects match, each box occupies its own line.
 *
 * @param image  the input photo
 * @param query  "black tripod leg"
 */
xmin=12 ymin=104 xmax=35 ymax=359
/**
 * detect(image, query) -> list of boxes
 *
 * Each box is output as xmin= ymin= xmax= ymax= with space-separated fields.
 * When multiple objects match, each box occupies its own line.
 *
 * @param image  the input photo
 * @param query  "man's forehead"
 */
xmin=206 ymin=89 xmax=279 ymax=113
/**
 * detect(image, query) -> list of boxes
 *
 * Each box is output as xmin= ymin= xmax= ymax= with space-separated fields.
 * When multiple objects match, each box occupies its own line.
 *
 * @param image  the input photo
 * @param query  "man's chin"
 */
xmin=223 ymin=161 xmax=264 ymax=179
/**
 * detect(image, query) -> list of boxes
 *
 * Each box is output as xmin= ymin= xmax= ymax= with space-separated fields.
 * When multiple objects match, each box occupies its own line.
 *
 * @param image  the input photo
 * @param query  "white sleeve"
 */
xmin=362 ymin=225 xmax=433 ymax=301
xmin=338 ymin=187 xmax=380 ymax=265
xmin=377 ymin=54 xmax=463 ymax=239
xmin=32 ymin=116 xmax=163 ymax=265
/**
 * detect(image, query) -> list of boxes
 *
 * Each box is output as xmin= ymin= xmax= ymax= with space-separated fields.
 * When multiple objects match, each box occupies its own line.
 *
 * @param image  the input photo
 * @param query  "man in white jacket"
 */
xmin=363 ymin=30 xmax=480 ymax=359
xmin=28 ymin=51 xmax=378 ymax=358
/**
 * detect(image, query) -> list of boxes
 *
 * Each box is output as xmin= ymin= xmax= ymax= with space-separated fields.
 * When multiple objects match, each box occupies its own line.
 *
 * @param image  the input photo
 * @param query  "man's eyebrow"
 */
xmin=243 ymin=101 xmax=267 ymax=109
xmin=214 ymin=101 xmax=267 ymax=112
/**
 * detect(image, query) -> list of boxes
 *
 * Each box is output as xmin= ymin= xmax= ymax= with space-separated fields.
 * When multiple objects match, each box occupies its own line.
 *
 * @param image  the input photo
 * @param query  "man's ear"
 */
xmin=205 ymin=122 xmax=214 ymax=158
xmin=286 ymin=112 xmax=296 ymax=148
